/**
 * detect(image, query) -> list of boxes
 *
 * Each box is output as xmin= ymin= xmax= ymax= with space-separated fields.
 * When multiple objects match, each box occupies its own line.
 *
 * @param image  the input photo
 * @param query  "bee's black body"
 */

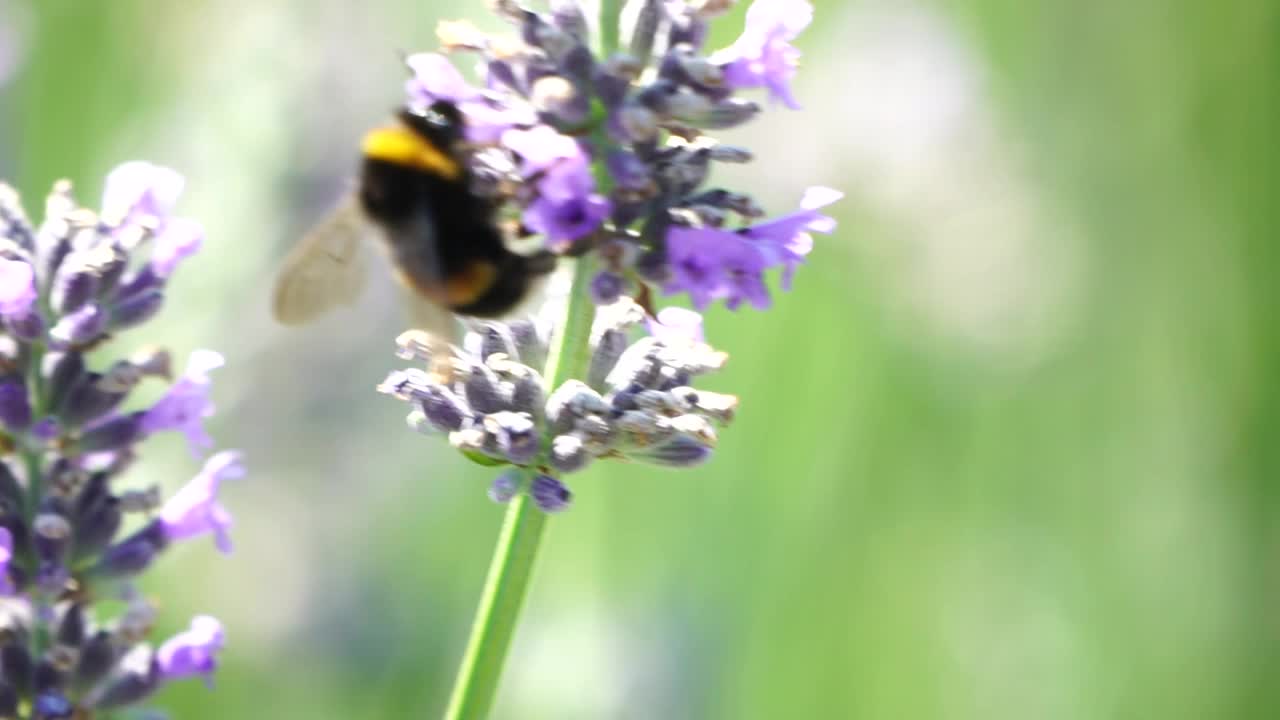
xmin=357 ymin=101 xmax=549 ymax=317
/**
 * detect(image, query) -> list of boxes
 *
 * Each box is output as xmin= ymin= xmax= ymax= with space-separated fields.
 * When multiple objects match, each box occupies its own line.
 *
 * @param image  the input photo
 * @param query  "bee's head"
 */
xmin=399 ymin=101 xmax=466 ymax=149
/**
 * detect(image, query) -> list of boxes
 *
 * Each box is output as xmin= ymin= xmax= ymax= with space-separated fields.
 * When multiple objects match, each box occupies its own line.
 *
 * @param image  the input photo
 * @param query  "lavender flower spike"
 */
xmin=714 ymin=0 xmax=814 ymax=109
xmin=158 ymin=450 xmax=244 ymax=553
xmin=0 ymin=167 xmax=240 ymax=718
xmin=139 ymin=349 xmax=224 ymax=456
xmin=156 ymin=615 xmax=226 ymax=686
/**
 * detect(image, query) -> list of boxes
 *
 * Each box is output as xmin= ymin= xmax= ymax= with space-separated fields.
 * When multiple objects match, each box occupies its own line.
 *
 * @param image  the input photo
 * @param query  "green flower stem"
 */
xmin=599 ymin=0 xmax=622 ymax=57
xmin=443 ymin=256 xmax=598 ymax=720
xmin=444 ymin=3 xmax=625 ymax=715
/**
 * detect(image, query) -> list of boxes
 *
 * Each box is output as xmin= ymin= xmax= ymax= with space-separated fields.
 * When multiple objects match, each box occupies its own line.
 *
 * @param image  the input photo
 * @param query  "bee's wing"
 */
xmin=271 ymin=196 xmax=372 ymax=325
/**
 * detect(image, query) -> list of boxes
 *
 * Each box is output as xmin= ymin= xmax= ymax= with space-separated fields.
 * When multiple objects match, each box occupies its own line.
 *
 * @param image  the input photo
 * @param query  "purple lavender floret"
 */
xmin=156 ymin=615 xmax=226 ymax=684
xmin=714 ymin=0 xmax=814 ymax=108
xmin=0 ymin=165 xmax=240 ymax=716
xmin=158 ymin=451 xmax=244 ymax=553
xmin=138 ymin=349 xmax=224 ymax=456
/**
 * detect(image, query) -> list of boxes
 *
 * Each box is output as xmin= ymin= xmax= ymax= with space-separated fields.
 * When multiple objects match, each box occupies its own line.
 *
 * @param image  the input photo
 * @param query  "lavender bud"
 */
xmin=0 ymin=461 xmax=22 ymax=515
xmin=108 ymin=288 xmax=164 ymax=331
xmin=589 ymin=271 xmax=626 ymax=305
xmin=588 ymin=329 xmax=628 ymax=391
xmin=0 ymin=377 xmax=31 ymax=431
xmin=74 ymin=632 xmax=116 ymax=689
xmin=42 ymin=352 xmax=84 ymax=413
xmin=4 ymin=311 xmax=43 ymax=343
xmin=594 ymin=54 xmax=641 ymax=108
xmin=550 ymin=0 xmax=588 ymax=40
xmin=33 ymin=513 xmax=71 ymax=570
xmin=605 ymin=339 xmax=663 ymax=390
xmin=33 ymin=692 xmax=73 ymax=719
xmin=530 ymin=474 xmax=572 ymax=513
xmin=508 ymin=373 xmax=545 ymax=418
xmin=464 ymin=364 xmax=507 ymax=414
xmin=712 ymin=142 xmax=755 ymax=162
xmin=549 ymin=434 xmax=590 ymax=473
xmin=559 ymin=43 xmax=596 ymax=86
xmin=57 ymin=605 xmax=86 ymax=648
xmin=90 ymin=653 xmax=158 ymax=710
xmin=476 ymin=323 xmax=517 ymax=362
xmin=488 ymin=469 xmax=522 ymax=504
xmin=0 ymin=184 xmax=33 ymax=250
xmin=690 ymin=389 xmax=738 ymax=422
xmin=1 ymin=641 xmax=32 ymax=698
xmin=532 ymin=75 xmax=590 ymax=127
xmin=48 ymin=303 xmax=106 ymax=349
xmin=638 ymin=434 xmax=713 ymax=467
xmin=508 ymin=320 xmax=546 ymax=369
xmin=485 ymin=411 xmax=539 ymax=464
xmin=636 ymin=249 xmax=672 ymax=284
xmin=545 ymin=381 xmax=609 ymax=435
xmin=94 ymin=526 xmax=162 ymax=580
xmin=616 ymin=103 xmax=660 ymax=143
xmin=74 ymin=411 xmax=144 ymax=453
xmin=35 ymin=183 xmax=75 ymax=284
xmin=680 ymin=54 xmax=724 ymax=87
xmin=668 ymin=12 xmax=708 ymax=48
xmin=59 ymin=374 xmax=128 ymax=429
xmin=694 ymin=98 xmax=761 ymax=129
xmin=50 ymin=265 xmax=98 ymax=318
xmin=33 ymin=661 xmax=63 ymax=696
xmin=575 ymin=413 xmax=616 ymax=452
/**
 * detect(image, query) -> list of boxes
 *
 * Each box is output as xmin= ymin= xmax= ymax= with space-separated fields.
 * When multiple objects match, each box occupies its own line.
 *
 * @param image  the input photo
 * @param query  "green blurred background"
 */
xmin=4 ymin=0 xmax=1278 ymax=717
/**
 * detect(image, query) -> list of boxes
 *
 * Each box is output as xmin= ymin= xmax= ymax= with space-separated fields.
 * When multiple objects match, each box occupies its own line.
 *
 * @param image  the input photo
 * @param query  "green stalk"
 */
xmin=443 ymin=257 xmax=597 ymax=720
xmin=443 ymin=3 xmax=625 ymax=716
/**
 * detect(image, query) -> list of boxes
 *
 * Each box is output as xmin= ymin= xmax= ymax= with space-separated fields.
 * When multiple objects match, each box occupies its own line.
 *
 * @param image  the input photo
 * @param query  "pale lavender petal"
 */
xmin=140 ymin=350 xmax=224 ymax=456
xmin=0 ymin=257 xmax=35 ymax=317
xmin=648 ymin=307 xmax=705 ymax=344
xmin=158 ymin=450 xmax=244 ymax=553
xmin=501 ymin=125 xmax=584 ymax=175
xmin=102 ymin=162 xmax=184 ymax=225
xmin=150 ymin=217 xmax=204 ymax=278
xmin=157 ymin=615 xmax=225 ymax=684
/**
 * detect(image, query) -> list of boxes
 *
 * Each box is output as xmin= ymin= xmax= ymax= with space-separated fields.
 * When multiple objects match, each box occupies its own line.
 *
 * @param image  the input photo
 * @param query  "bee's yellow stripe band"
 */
xmin=362 ymin=126 xmax=462 ymax=180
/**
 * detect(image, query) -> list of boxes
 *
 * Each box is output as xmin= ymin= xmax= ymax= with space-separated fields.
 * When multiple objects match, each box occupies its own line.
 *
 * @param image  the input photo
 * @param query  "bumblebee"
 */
xmin=272 ymin=100 xmax=554 ymax=339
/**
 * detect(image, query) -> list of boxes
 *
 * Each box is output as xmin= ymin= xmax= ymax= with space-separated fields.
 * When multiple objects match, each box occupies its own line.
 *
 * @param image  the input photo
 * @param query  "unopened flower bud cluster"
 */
xmin=379 ymin=301 xmax=736 ymax=512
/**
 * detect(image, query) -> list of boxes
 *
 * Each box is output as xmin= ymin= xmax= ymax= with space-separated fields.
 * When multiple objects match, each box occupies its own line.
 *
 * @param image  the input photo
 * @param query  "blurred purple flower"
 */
xmin=0 ymin=257 xmax=36 ymax=317
xmin=502 ymin=125 xmax=582 ymax=175
xmin=156 ymin=615 xmax=225 ymax=685
xmin=101 ymin=162 xmax=185 ymax=227
xmin=715 ymin=0 xmax=813 ymax=109
xmin=664 ymin=186 xmax=839 ymax=309
xmin=503 ymin=126 xmax=610 ymax=247
xmin=139 ymin=349 xmax=224 ymax=456
xmin=523 ymin=159 xmax=610 ymax=248
xmin=150 ymin=217 xmax=204 ymax=278
xmin=405 ymin=53 xmax=536 ymax=143
xmin=158 ymin=450 xmax=243 ymax=553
